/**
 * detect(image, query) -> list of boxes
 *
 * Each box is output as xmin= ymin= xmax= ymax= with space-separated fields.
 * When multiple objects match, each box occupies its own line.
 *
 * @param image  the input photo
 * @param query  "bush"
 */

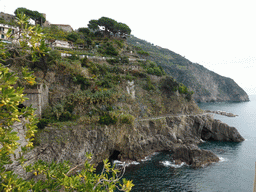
xmin=37 ymin=118 xmax=49 ymax=129
xmin=144 ymin=76 xmax=155 ymax=91
xmin=107 ymin=57 xmax=120 ymax=65
xmin=80 ymin=57 xmax=89 ymax=67
xmin=137 ymin=50 xmax=150 ymax=56
xmin=49 ymin=50 xmax=61 ymax=60
xmin=161 ymin=76 xmax=179 ymax=93
xmin=120 ymin=114 xmax=135 ymax=125
xmin=73 ymin=74 xmax=91 ymax=90
xmin=99 ymin=113 xmax=118 ymax=125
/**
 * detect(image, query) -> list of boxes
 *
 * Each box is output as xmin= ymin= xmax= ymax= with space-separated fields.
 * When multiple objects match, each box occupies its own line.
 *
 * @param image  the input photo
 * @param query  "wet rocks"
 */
xmin=9 ymin=114 xmax=245 ymax=178
xmin=171 ymin=144 xmax=219 ymax=168
xmin=200 ymin=118 xmax=245 ymax=142
xmin=205 ymin=110 xmax=238 ymax=117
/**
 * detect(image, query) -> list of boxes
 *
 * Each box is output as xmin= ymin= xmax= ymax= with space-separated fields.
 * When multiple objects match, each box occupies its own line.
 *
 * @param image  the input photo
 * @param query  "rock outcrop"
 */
xmin=171 ymin=144 xmax=219 ymax=168
xmin=10 ymin=114 xmax=244 ymax=177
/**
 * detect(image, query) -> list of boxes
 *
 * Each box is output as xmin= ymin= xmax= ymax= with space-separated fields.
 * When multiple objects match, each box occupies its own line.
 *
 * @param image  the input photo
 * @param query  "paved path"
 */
xmin=136 ymin=113 xmax=209 ymax=122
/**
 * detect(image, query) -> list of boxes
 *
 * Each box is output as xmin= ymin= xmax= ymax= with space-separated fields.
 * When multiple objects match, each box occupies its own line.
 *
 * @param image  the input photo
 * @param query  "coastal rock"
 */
xmin=171 ymin=144 xmax=219 ymax=168
xmin=205 ymin=110 xmax=238 ymax=117
xmin=10 ymin=114 xmax=244 ymax=177
xmin=200 ymin=118 xmax=245 ymax=142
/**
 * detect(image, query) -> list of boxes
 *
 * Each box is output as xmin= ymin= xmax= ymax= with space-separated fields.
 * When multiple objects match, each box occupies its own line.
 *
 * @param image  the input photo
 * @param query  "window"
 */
xmin=1 ymin=34 xmax=4 ymax=39
xmin=0 ymin=27 xmax=3 ymax=31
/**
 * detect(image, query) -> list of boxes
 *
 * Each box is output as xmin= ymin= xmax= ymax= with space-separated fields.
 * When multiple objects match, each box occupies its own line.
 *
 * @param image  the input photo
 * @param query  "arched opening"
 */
xmin=95 ymin=150 xmax=121 ymax=173
xmin=109 ymin=150 xmax=121 ymax=162
xmin=201 ymin=127 xmax=214 ymax=141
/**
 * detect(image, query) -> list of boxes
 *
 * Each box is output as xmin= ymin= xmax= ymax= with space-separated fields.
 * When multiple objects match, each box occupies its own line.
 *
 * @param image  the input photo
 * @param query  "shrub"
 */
xmin=107 ymin=57 xmax=120 ymax=65
xmin=73 ymin=74 xmax=91 ymax=90
xmin=144 ymin=76 xmax=155 ymax=91
xmin=80 ymin=57 xmax=89 ymax=67
xmin=137 ymin=50 xmax=150 ymax=56
xmin=119 ymin=114 xmax=135 ymax=125
xmin=49 ymin=50 xmax=61 ymax=60
xmin=37 ymin=118 xmax=49 ymax=129
xmin=99 ymin=113 xmax=118 ymax=125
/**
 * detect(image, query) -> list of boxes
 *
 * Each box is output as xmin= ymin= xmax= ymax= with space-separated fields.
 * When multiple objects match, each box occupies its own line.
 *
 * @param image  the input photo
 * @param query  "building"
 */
xmin=0 ymin=23 xmax=18 ymax=40
xmin=0 ymin=12 xmax=15 ymax=23
xmin=50 ymin=40 xmax=73 ymax=49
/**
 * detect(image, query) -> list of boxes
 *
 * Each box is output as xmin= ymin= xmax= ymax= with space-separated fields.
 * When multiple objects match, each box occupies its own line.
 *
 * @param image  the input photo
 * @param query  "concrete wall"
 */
xmin=23 ymin=84 xmax=49 ymax=118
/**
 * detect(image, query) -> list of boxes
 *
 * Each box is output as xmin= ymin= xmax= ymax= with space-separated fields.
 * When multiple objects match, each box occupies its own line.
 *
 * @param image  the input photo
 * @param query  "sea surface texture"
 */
xmin=122 ymin=95 xmax=256 ymax=192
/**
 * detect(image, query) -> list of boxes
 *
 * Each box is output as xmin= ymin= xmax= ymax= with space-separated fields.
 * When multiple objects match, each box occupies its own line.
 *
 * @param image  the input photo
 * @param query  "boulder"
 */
xmin=171 ymin=144 xmax=219 ymax=168
xmin=201 ymin=119 xmax=245 ymax=142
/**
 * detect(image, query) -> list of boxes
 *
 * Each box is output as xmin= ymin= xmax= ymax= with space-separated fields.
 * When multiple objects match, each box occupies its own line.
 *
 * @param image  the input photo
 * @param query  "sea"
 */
xmin=120 ymin=95 xmax=256 ymax=192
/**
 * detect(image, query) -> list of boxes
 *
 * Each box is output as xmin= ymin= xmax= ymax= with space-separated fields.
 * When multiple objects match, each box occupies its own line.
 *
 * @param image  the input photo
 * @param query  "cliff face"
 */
xmin=127 ymin=36 xmax=249 ymax=103
xmin=164 ymin=63 xmax=249 ymax=102
xmin=11 ymin=114 xmax=244 ymax=177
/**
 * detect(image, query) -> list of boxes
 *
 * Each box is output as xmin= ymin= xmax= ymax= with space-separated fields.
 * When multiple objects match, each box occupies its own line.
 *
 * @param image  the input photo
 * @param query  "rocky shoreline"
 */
xmin=205 ymin=110 xmax=238 ymax=117
xmin=9 ymin=113 xmax=244 ymax=178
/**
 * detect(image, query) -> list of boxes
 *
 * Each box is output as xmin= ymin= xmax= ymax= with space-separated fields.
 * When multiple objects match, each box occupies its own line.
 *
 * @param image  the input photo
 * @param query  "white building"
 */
xmin=51 ymin=40 xmax=73 ymax=49
xmin=0 ymin=23 xmax=18 ymax=40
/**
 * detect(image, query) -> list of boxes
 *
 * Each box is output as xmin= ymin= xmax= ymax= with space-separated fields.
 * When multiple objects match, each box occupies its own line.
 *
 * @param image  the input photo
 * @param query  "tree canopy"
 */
xmin=88 ymin=17 xmax=131 ymax=37
xmin=14 ymin=7 xmax=46 ymax=26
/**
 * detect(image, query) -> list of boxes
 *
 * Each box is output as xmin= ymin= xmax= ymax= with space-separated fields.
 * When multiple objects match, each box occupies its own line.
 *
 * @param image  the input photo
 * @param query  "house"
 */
xmin=50 ymin=40 xmax=73 ymax=49
xmin=0 ymin=23 xmax=18 ymax=40
xmin=0 ymin=12 xmax=15 ymax=23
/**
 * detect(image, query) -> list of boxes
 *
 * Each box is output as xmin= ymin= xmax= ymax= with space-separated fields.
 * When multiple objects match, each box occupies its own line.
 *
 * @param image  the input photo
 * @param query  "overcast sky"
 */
xmin=1 ymin=0 xmax=256 ymax=95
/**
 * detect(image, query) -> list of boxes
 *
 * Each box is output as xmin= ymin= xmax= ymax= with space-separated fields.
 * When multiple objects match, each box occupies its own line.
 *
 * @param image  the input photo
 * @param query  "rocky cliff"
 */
xmin=127 ymin=36 xmax=249 ymax=103
xmin=10 ymin=113 xmax=244 ymax=178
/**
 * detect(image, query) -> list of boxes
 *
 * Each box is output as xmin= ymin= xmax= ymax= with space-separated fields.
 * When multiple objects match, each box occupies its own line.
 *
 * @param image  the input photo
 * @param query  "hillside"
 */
xmin=127 ymin=36 xmax=249 ymax=102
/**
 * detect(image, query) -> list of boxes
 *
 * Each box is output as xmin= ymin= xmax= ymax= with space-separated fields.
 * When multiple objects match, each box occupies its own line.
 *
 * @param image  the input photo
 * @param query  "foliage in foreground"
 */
xmin=0 ymin=13 xmax=133 ymax=192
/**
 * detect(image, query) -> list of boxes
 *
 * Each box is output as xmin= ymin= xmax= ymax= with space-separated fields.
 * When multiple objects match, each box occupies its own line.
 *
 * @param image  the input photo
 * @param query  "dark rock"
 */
xmin=200 ymin=119 xmax=245 ymax=142
xmin=171 ymin=144 xmax=219 ymax=168
xmin=10 ymin=114 xmax=244 ymax=178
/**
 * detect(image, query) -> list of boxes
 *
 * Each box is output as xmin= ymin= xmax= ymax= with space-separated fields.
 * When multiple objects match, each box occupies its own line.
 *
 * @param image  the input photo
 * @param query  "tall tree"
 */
xmin=14 ymin=7 xmax=46 ymax=26
xmin=88 ymin=17 xmax=131 ymax=37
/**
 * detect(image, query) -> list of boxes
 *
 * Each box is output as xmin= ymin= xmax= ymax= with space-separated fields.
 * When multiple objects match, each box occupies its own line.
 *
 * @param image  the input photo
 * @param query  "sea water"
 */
xmin=121 ymin=95 xmax=256 ymax=192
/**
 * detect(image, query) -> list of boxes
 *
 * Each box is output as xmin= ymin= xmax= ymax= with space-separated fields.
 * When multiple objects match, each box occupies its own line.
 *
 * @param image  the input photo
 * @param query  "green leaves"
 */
xmin=23 ymin=156 xmax=133 ymax=192
xmin=0 ymin=13 xmax=134 ymax=192
xmin=88 ymin=17 xmax=131 ymax=37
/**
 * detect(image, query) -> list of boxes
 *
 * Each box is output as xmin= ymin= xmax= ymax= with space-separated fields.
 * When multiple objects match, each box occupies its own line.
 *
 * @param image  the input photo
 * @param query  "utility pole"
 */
xmin=254 ymin=162 xmax=256 ymax=192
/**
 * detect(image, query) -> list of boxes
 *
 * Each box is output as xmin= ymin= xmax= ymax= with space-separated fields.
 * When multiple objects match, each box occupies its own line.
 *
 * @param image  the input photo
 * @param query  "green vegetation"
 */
xmin=88 ymin=17 xmax=131 ymax=37
xmin=14 ymin=7 xmax=46 ymax=25
xmin=0 ymin=10 xmax=196 ymax=191
xmin=0 ymin=13 xmax=134 ymax=192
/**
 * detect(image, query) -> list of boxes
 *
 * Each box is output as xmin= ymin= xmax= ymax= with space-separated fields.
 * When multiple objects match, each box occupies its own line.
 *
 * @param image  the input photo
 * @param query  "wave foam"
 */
xmin=160 ymin=160 xmax=186 ymax=168
xmin=113 ymin=160 xmax=140 ymax=167
xmin=218 ymin=156 xmax=228 ymax=162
